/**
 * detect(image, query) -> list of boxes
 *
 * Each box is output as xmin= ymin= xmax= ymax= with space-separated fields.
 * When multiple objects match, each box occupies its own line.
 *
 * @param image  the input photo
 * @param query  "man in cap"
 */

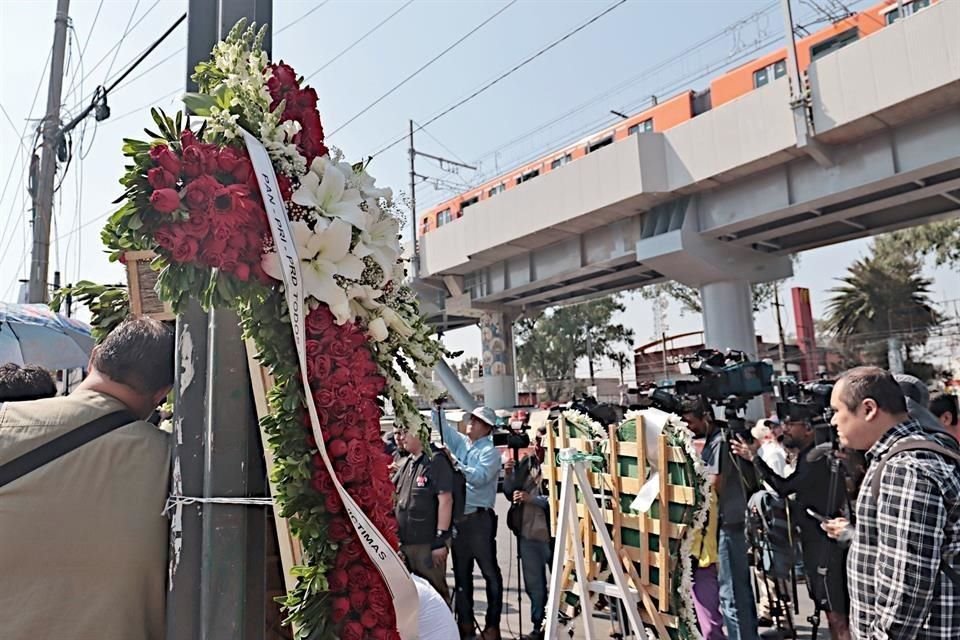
xmin=434 ymin=405 xmax=504 ymax=640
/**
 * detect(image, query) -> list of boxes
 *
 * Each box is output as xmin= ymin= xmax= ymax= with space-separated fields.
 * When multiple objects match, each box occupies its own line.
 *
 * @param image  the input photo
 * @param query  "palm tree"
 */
xmin=824 ymin=252 xmax=940 ymax=364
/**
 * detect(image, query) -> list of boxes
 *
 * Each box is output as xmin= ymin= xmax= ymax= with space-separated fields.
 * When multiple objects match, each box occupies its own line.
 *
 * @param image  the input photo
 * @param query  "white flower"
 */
xmin=355 ymin=215 xmax=401 ymax=278
xmin=380 ymin=306 xmax=415 ymax=338
xmin=367 ymin=317 xmax=389 ymax=342
xmin=293 ymin=157 xmax=367 ymax=230
xmin=261 ymin=218 xmax=365 ymax=324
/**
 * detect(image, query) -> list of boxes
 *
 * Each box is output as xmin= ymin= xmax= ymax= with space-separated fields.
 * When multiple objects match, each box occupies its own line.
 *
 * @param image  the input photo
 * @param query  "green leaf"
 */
xmin=182 ymin=92 xmax=217 ymax=117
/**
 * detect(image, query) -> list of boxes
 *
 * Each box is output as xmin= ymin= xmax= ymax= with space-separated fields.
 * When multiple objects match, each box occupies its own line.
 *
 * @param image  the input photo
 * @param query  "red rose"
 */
xmin=220 ymin=255 xmax=239 ymax=275
xmin=346 ymin=440 xmax=368 ymax=467
xmin=150 ymin=188 xmax=180 ymax=214
xmin=232 ymin=262 xmax=250 ymax=282
xmin=305 ymin=339 xmax=322 ymax=359
xmin=199 ymin=143 xmax=220 ymax=174
xmin=211 ymin=220 xmax=234 ymax=242
xmin=228 ymin=156 xmax=251 ymax=181
xmin=328 ymin=568 xmax=349 ymax=591
xmin=348 ymin=563 xmax=371 ymax=589
xmin=291 ymin=87 xmax=318 ymax=115
xmin=180 ymin=129 xmax=199 ymax=149
xmin=327 ymin=438 xmax=348 ymax=459
xmin=154 ymin=226 xmax=176 ymax=250
xmin=183 ymin=175 xmax=219 ymax=212
xmin=329 ymin=340 xmax=351 ymax=360
xmin=182 ymin=211 xmax=210 ymax=239
xmin=306 ymin=307 xmax=335 ymax=336
xmin=172 ymin=236 xmax=200 ymax=263
xmin=315 ymin=388 xmax=336 ymax=409
xmin=329 ymin=517 xmax=353 ymax=542
xmin=342 ymin=539 xmax=364 ymax=561
xmin=324 ymin=420 xmax=344 ymax=438
xmin=361 ymin=609 xmax=379 ymax=629
xmin=331 ymin=596 xmax=350 ymax=622
xmin=348 ymin=588 xmax=367 ymax=610
xmin=311 ymin=467 xmax=332 ymax=494
xmin=269 ymin=61 xmax=299 ymax=94
xmin=297 ymin=109 xmax=328 ymax=162
xmin=342 ymin=425 xmax=363 ymax=443
xmin=277 ymin=173 xmax=293 ymax=201
xmin=181 ymin=145 xmax=206 ymax=178
xmin=149 ymin=144 xmax=181 ymax=175
xmin=341 ymin=621 xmax=365 ymax=640
xmin=335 ymin=460 xmax=357 ymax=485
xmin=367 ymin=586 xmax=391 ymax=618
xmin=309 ymin=354 xmax=333 ymax=380
xmin=325 ymin=490 xmax=343 ymax=514
xmin=217 ymin=147 xmax=242 ymax=173
xmin=147 ymin=167 xmax=177 ymax=190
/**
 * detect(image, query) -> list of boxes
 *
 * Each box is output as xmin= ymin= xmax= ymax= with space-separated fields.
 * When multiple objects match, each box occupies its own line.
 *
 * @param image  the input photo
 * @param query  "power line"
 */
xmin=304 ymin=0 xmax=415 ymax=81
xmin=369 ymin=0 xmax=627 ymax=159
xmin=328 ymin=0 xmax=518 ymax=137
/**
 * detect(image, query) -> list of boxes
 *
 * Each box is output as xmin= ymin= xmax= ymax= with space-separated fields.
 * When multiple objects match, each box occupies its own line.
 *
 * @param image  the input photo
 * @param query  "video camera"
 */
xmin=637 ymin=349 xmax=774 ymax=442
xmin=774 ymin=376 xmax=836 ymax=445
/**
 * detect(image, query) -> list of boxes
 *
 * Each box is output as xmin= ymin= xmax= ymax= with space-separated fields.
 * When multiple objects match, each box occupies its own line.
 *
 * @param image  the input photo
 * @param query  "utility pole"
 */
xmin=773 ymin=284 xmax=788 ymax=376
xmin=408 ymin=120 xmax=417 ymax=276
xmin=407 ymin=121 xmax=475 ymax=278
xmin=28 ymin=0 xmax=70 ymax=304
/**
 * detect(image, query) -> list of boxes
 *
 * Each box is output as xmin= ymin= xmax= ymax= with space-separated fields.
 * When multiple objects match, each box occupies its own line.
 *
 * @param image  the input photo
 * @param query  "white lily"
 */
xmin=367 ymin=317 xmax=389 ymax=342
xmin=380 ymin=306 xmax=415 ymax=338
xmin=355 ymin=215 xmax=401 ymax=278
xmin=261 ymin=218 xmax=365 ymax=324
xmin=292 ymin=157 xmax=368 ymax=230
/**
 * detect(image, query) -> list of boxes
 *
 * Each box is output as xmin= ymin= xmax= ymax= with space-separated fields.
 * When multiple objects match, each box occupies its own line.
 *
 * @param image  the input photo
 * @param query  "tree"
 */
xmin=515 ymin=296 xmax=635 ymax=402
xmin=873 ymin=219 xmax=960 ymax=269
xmin=823 ymin=252 xmax=940 ymax=366
xmin=609 ymin=351 xmax=632 ymax=385
xmin=457 ymin=356 xmax=480 ymax=380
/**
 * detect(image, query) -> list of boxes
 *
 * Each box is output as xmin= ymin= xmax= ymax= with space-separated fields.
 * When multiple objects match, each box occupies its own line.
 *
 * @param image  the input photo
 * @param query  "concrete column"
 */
xmin=700 ymin=279 xmax=764 ymax=420
xmin=480 ymin=311 xmax=516 ymax=409
xmin=700 ymin=279 xmax=758 ymax=359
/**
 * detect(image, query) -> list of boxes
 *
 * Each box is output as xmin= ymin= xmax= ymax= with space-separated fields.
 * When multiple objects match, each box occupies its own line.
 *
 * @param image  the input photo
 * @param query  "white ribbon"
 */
xmin=241 ymin=130 xmax=419 ymax=639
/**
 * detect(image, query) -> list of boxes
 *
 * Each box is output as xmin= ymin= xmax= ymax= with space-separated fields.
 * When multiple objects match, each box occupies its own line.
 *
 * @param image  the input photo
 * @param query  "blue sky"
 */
xmin=1 ymin=0 xmax=956 ymax=380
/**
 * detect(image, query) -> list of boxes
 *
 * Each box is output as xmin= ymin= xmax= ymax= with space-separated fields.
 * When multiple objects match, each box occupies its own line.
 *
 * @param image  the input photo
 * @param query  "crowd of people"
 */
xmin=389 ymin=367 xmax=959 ymax=640
xmin=2 ymin=317 xmax=958 ymax=640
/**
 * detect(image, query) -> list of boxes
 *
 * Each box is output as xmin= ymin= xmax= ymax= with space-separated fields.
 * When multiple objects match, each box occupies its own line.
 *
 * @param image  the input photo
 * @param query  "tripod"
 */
xmin=508 ymin=446 xmax=525 ymax=640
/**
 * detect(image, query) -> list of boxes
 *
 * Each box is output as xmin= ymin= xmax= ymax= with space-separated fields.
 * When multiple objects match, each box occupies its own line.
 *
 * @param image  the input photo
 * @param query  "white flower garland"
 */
xmin=561 ymin=409 xmax=607 ymax=442
xmin=622 ymin=410 xmax=712 ymax=640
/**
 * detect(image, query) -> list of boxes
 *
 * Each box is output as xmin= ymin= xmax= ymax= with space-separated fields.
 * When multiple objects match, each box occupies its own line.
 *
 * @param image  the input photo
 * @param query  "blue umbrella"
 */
xmin=0 ymin=303 xmax=94 ymax=370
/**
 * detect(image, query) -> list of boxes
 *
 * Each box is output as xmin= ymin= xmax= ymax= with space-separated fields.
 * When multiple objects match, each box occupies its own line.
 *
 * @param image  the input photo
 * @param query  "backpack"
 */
xmin=869 ymin=438 xmax=960 ymax=588
xmin=431 ymin=444 xmax=467 ymax=525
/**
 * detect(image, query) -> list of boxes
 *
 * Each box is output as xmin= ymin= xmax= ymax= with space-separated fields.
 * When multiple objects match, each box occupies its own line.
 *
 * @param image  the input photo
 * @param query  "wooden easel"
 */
xmin=544 ymin=447 xmax=648 ymax=639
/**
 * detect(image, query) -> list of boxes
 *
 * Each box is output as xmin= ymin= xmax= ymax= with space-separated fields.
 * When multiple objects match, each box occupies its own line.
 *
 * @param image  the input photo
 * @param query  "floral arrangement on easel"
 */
xmin=622 ymin=410 xmax=711 ymax=640
xmin=102 ymin=22 xmax=446 ymax=640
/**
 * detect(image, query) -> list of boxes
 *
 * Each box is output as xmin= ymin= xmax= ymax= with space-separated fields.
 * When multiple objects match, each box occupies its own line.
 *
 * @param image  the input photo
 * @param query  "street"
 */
xmin=449 ymin=495 xmax=820 ymax=640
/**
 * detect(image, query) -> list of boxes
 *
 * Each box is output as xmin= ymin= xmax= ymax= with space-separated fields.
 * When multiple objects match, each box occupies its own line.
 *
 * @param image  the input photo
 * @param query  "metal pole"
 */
xmin=896 ymin=0 xmax=905 ymax=21
xmin=661 ymin=332 xmax=668 ymax=382
xmin=780 ymin=0 xmax=803 ymax=107
xmin=774 ymin=284 xmax=788 ymax=376
xmin=168 ymin=2 xmax=270 ymax=639
xmin=409 ymin=120 xmax=418 ymax=277
xmin=28 ymin=0 xmax=70 ymax=303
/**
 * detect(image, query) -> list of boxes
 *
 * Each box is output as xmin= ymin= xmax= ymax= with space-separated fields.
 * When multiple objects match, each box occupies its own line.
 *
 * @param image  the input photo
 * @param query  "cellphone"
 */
xmin=806 ymin=508 xmax=828 ymax=523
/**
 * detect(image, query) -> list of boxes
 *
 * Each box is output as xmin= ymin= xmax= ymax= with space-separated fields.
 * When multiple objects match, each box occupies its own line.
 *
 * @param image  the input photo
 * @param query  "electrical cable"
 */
xmin=368 ymin=0 xmax=627 ymax=159
xmin=328 ymin=0 xmax=518 ymax=138
xmin=65 ymin=0 xmax=103 ymax=93
xmin=303 ymin=0 xmax=415 ymax=81
xmin=103 ymin=0 xmax=142 ymax=83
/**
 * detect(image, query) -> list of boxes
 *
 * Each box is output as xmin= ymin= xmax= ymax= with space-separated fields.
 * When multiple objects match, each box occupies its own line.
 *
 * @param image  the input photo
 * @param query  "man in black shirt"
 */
xmin=394 ymin=426 xmax=455 ymax=602
xmin=732 ymin=419 xmax=851 ymax=640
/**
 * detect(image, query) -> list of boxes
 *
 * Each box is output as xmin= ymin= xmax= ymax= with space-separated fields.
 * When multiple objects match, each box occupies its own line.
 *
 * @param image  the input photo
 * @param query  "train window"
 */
xmin=487 ymin=183 xmax=506 ymax=198
xmin=753 ymin=59 xmax=787 ymax=89
xmin=516 ymin=169 xmax=540 ymax=185
xmin=628 ymin=119 xmax=653 ymax=136
xmin=810 ymin=28 xmax=859 ymax=62
xmin=885 ymin=0 xmax=930 ymax=23
xmin=461 ymin=195 xmax=479 ymax=210
xmin=436 ymin=209 xmax=452 ymax=227
xmin=586 ymin=135 xmax=614 ymax=153
xmin=550 ymin=154 xmax=572 ymax=170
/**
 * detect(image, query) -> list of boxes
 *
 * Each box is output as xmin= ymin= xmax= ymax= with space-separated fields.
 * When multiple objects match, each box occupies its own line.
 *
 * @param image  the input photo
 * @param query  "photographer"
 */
xmin=503 ymin=453 xmax=550 ymax=640
xmin=732 ymin=418 xmax=851 ymax=640
xmin=681 ymin=398 xmax=759 ymax=640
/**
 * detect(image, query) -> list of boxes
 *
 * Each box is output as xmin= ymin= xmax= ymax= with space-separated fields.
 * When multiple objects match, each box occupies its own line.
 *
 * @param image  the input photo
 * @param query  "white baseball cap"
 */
xmin=470 ymin=406 xmax=497 ymax=427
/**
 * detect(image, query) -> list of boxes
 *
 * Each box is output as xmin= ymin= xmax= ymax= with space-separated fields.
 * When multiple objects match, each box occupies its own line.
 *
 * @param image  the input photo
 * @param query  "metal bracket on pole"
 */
xmin=544 ymin=449 xmax=645 ymax=640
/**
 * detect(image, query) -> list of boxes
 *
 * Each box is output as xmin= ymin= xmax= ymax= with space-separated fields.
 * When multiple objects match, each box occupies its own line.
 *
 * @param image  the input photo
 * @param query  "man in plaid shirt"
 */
xmin=829 ymin=367 xmax=960 ymax=640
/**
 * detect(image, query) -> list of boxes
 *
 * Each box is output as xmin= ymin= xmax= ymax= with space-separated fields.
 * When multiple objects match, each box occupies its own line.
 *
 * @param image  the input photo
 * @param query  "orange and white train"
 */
xmin=418 ymin=0 xmax=936 ymax=235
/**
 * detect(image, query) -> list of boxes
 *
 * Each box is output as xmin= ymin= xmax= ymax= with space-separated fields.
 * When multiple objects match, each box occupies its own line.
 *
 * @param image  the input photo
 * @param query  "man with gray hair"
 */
xmin=0 ymin=317 xmax=174 ymax=640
